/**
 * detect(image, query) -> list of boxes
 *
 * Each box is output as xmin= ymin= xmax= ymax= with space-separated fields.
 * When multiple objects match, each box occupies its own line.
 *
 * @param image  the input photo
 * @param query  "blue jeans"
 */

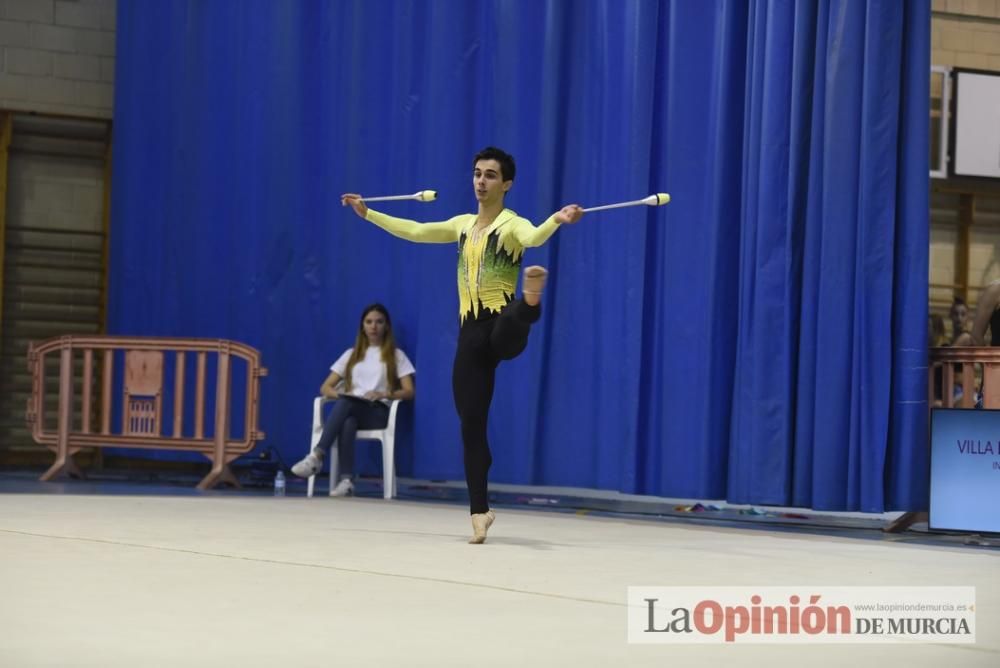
xmin=316 ymin=396 xmax=389 ymax=477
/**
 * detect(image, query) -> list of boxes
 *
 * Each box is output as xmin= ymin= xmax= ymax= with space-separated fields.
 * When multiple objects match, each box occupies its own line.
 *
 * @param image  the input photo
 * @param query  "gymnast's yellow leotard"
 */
xmin=365 ymin=208 xmax=561 ymax=322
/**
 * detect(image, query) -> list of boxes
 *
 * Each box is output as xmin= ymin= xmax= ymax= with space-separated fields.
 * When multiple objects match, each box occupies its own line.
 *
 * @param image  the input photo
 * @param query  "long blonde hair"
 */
xmin=343 ymin=303 xmax=400 ymax=392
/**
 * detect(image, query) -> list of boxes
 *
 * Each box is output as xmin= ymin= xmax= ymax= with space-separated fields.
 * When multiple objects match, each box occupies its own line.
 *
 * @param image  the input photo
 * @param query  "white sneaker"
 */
xmin=291 ymin=451 xmax=323 ymax=478
xmin=330 ymin=478 xmax=354 ymax=497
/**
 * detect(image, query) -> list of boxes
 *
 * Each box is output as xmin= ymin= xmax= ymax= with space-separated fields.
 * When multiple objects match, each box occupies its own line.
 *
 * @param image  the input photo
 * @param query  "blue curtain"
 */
xmin=110 ymin=0 xmax=929 ymax=511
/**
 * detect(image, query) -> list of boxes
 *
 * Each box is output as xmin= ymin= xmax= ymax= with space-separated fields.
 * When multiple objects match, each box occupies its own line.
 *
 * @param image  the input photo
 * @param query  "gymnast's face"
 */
xmin=363 ymin=310 xmax=386 ymax=346
xmin=473 ymin=159 xmax=511 ymax=206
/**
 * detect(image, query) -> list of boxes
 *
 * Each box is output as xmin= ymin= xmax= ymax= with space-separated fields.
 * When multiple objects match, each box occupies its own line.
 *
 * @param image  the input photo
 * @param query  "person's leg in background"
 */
xmin=291 ymin=397 xmax=387 ymax=488
xmin=332 ymin=400 xmax=389 ymax=496
xmin=331 ymin=416 xmax=358 ymax=495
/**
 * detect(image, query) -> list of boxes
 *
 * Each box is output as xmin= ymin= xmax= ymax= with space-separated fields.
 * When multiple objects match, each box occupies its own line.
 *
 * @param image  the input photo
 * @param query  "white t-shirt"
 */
xmin=331 ymin=346 xmax=415 ymax=403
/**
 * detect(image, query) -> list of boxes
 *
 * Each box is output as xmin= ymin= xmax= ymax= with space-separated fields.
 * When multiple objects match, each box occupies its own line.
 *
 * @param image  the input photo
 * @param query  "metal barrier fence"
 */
xmin=27 ymin=335 xmax=267 ymax=489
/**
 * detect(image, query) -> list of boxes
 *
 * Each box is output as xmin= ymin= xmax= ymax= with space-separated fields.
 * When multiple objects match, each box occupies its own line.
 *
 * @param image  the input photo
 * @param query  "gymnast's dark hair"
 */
xmin=473 ymin=146 xmax=516 ymax=182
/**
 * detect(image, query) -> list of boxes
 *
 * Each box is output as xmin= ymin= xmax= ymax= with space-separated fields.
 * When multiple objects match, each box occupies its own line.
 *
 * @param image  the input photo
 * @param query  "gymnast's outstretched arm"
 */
xmin=510 ymin=204 xmax=584 ymax=247
xmin=341 ymin=193 xmax=461 ymax=243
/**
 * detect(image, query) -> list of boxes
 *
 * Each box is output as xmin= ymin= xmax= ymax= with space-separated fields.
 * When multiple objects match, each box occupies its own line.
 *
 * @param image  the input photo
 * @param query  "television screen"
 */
xmin=929 ymin=408 xmax=1000 ymax=533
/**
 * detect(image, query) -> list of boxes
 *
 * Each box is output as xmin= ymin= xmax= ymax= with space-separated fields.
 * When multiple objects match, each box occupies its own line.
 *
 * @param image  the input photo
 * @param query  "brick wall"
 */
xmin=932 ymin=0 xmax=1000 ymax=70
xmin=7 ymin=148 xmax=105 ymax=233
xmin=0 ymin=0 xmax=115 ymax=118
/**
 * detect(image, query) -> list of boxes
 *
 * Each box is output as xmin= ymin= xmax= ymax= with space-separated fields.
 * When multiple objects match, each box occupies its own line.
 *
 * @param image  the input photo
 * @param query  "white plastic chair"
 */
xmin=306 ymin=396 xmax=402 ymax=499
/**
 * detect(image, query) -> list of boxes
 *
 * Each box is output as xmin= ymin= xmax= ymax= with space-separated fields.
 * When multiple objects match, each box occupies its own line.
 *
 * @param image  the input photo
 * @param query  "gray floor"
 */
xmin=1 ymin=482 xmax=998 ymax=667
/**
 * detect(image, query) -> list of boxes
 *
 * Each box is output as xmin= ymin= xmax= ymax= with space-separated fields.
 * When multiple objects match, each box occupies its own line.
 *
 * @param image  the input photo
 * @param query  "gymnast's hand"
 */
xmin=555 ymin=204 xmax=584 ymax=225
xmin=341 ymin=193 xmax=369 ymax=219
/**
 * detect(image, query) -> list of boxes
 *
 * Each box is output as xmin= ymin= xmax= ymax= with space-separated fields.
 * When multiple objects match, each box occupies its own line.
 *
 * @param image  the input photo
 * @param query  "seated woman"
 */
xmin=291 ymin=303 xmax=415 ymax=495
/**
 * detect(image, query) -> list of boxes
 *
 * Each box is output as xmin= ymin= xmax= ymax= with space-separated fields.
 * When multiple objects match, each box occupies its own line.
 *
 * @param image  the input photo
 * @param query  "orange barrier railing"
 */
xmin=26 ymin=335 xmax=267 ymax=490
xmin=928 ymin=346 xmax=1000 ymax=409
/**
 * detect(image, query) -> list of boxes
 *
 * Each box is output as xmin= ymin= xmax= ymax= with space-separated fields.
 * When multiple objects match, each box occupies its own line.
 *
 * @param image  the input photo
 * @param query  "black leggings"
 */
xmin=452 ymin=299 xmax=541 ymax=514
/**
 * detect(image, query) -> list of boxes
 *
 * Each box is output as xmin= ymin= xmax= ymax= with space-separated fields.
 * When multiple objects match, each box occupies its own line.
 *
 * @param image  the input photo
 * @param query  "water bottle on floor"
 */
xmin=274 ymin=470 xmax=286 ymax=497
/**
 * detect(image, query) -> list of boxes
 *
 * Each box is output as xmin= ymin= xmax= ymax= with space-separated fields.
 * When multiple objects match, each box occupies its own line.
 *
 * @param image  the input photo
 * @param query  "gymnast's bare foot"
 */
xmin=522 ymin=266 xmax=548 ymax=307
